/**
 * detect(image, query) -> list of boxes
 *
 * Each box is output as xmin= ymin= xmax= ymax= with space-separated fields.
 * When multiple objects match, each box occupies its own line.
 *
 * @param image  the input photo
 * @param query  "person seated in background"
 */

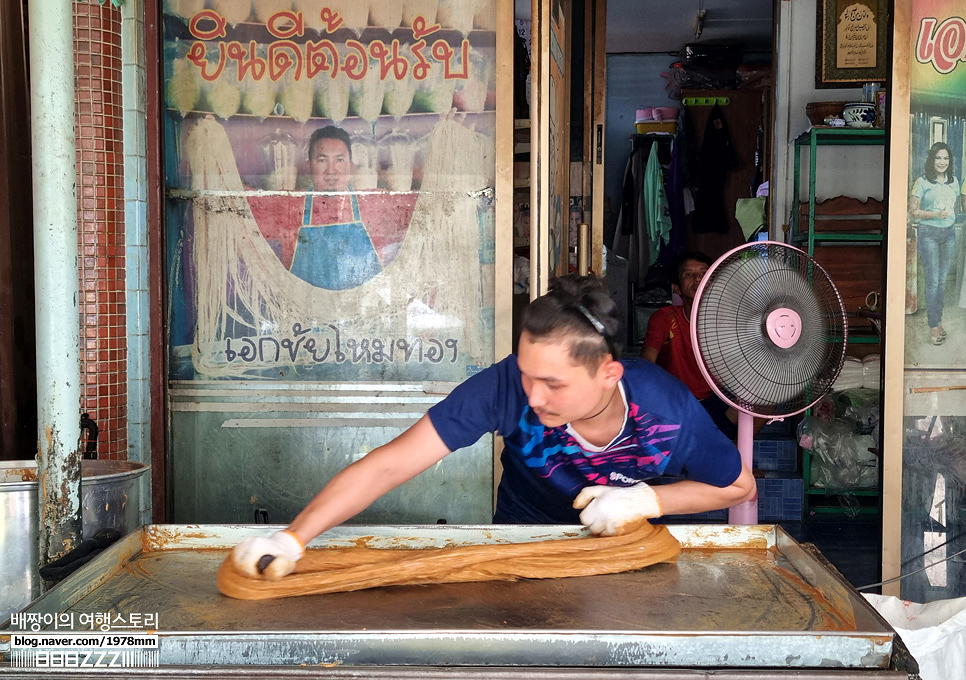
xmin=642 ymin=251 xmax=759 ymax=441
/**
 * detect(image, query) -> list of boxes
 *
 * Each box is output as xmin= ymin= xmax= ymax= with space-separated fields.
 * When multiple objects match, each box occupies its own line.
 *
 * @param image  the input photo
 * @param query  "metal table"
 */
xmin=0 ymin=524 xmax=904 ymax=678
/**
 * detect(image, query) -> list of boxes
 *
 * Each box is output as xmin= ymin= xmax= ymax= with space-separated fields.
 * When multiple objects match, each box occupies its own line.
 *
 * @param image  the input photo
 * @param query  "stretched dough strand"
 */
xmin=217 ymin=523 xmax=680 ymax=600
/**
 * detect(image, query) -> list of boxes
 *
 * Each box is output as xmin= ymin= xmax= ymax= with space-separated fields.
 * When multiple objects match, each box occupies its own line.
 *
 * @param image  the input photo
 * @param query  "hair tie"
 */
xmin=575 ymin=304 xmax=606 ymax=336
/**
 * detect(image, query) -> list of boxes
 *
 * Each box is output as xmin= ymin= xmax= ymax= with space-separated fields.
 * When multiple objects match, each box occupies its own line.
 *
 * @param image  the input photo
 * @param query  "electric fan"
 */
xmin=690 ymin=241 xmax=848 ymax=524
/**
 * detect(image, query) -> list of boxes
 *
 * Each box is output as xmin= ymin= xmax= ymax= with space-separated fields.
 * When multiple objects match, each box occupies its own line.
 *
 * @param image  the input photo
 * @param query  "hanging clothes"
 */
xmin=613 ymin=146 xmax=650 ymax=283
xmin=675 ymin=106 xmax=699 ymax=191
xmin=659 ymin=106 xmax=696 ymax=269
xmin=614 ymin=134 xmax=681 ymax=280
xmin=661 ymin=139 xmax=688 ymax=269
xmin=691 ymin=104 xmax=738 ymax=234
xmin=644 ymin=143 xmax=672 ymax=265
xmin=751 ymin=115 xmax=766 ymax=197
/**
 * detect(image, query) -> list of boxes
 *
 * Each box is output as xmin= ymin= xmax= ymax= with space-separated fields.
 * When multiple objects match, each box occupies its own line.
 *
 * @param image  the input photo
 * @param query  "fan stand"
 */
xmin=728 ymin=307 xmax=802 ymax=524
xmin=725 ymin=306 xmax=799 ymax=524
xmin=730 ymin=411 xmax=758 ymax=524
xmin=729 ymin=306 xmax=800 ymax=524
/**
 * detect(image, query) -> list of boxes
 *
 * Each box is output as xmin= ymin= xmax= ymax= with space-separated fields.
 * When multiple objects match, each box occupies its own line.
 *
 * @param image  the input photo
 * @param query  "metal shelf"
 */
xmin=793 ymin=127 xmax=885 ymax=517
xmin=792 ymin=127 xmax=886 ymax=254
xmin=792 ymin=232 xmax=882 ymax=243
xmin=848 ymin=335 xmax=881 ymax=344
xmin=807 ymin=488 xmax=878 ymax=496
xmin=794 ymin=127 xmax=885 ymax=146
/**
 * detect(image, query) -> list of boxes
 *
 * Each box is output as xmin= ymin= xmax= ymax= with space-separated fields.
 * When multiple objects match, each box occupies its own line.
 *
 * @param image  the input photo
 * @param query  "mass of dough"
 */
xmin=216 ymin=522 xmax=680 ymax=600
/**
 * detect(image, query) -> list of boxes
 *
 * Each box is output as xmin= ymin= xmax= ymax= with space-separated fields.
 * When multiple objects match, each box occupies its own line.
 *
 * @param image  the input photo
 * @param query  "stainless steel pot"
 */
xmin=0 ymin=459 xmax=149 ymax=621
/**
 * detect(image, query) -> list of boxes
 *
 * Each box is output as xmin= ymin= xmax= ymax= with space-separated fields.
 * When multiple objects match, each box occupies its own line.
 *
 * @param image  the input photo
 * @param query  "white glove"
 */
xmin=231 ymin=530 xmax=304 ymax=581
xmin=573 ymin=482 xmax=663 ymax=536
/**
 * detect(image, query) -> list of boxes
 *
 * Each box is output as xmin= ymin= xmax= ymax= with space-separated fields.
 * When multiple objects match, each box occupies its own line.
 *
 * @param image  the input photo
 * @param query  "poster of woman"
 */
xmin=904 ymin=0 xmax=966 ymax=369
xmin=162 ymin=1 xmax=498 ymax=383
xmin=908 ymin=141 xmax=962 ymax=348
xmin=897 ymin=0 xmax=966 ymax=604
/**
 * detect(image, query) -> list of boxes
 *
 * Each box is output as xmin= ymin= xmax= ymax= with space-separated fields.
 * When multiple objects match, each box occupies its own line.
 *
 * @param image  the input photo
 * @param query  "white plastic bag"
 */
xmin=863 ymin=593 xmax=966 ymax=680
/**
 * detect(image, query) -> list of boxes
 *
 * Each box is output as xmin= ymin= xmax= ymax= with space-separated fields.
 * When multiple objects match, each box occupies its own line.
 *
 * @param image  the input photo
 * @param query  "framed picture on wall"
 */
xmin=815 ymin=0 xmax=890 ymax=87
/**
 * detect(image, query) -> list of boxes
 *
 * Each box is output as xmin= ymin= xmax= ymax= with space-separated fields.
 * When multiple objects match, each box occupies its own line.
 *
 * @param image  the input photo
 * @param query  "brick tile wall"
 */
xmin=74 ymin=1 xmax=126 ymax=460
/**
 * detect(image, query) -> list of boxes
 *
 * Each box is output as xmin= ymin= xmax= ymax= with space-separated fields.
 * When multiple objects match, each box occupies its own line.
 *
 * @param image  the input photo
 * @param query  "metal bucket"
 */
xmin=0 ymin=459 xmax=149 ymax=621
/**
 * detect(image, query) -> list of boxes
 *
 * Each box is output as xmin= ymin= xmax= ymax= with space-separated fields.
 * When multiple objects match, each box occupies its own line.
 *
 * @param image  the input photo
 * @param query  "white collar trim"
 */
xmin=566 ymin=381 xmax=628 ymax=452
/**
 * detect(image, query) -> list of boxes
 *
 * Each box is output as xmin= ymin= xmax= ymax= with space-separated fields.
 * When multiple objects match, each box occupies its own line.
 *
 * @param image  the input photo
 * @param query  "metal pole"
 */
xmin=29 ymin=0 xmax=82 ymax=566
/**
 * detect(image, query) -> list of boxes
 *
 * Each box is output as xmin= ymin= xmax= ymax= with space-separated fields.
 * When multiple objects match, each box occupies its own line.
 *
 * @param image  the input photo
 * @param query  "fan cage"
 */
xmin=691 ymin=242 xmax=848 ymax=419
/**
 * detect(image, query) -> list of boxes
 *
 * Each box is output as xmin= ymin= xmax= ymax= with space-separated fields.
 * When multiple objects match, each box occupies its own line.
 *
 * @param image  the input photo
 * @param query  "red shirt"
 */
xmin=642 ymin=305 xmax=712 ymax=400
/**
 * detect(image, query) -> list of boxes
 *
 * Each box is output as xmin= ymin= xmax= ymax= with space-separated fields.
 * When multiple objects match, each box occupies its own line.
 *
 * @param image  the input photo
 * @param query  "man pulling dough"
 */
xmin=232 ymin=275 xmax=756 ymax=580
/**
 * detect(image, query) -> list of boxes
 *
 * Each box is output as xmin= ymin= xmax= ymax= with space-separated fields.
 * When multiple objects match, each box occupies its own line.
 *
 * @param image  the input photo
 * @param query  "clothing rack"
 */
xmin=630 ymin=133 xmax=673 ymax=165
xmin=682 ymin=96 xmax=730 ymax=106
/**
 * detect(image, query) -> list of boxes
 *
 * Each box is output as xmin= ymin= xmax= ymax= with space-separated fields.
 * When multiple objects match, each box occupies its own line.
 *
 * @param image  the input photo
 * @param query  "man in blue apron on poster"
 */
xmin=249 ymin=126 xmax=416 ymax=290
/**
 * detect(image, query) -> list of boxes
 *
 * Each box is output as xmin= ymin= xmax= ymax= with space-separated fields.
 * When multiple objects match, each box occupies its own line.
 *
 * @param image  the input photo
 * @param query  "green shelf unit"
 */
xmin=792 ymin=127 xmax=885 ymax=518
xmin=805 ymin=504 xmax=880 ymax=516
xmin=803 ymin=452 xmax=880 ymax=516
xmin=792 ymin=232 xmax=883 ymax=244
xmin=792 ymin=127 xmax=886 ymax=256
xmin=802 ymin=489 xmax=881 ymax=516
xmin=806 ymin=489 xmax=879 ymax=496
xmin=848 ymin=334 xmax=880 ymax=344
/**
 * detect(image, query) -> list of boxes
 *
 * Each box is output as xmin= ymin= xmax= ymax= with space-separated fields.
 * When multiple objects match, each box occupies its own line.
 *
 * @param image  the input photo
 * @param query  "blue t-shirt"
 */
xmin=911 ymin=175 xmax=961 ymax=228
xmin=428 ymin=355 xmax=742 ymax=524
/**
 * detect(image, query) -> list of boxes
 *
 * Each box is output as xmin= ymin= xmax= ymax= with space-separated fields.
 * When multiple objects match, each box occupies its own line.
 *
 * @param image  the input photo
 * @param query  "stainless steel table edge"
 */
xmin=0 ymin=665 xmax=911 ymax=679
xmin=0 ymin=524 xmax=896 ymax=670
xmin=0 ymin=531 xmax=145 ymax=628
xmin=151 ymin=629 xmax=894 ymax=668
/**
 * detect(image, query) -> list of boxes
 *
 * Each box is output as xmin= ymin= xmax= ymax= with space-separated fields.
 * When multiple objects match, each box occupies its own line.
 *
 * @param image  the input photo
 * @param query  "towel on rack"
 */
xmin=735 ymin=197 xmax=766 ymax=240
xmin=644 ymin=143 xmax=672 ymax=264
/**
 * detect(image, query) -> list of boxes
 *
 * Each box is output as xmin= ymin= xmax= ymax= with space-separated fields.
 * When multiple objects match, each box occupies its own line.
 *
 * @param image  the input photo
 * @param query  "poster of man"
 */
xmin=247 ymin=125 xmax=417 ymax=290
xmin=162 ymin=1 xmax=498 ymax=383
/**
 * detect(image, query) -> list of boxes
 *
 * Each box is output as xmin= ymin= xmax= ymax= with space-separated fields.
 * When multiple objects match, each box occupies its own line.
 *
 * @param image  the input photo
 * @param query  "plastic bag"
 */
xmin=804 ymin=420 xmax=878 ymax=491
xmin=797 ymin=388 xmax=881 ymax=516
xmin=678 ymin=44 xmax=741 ymax=69
xmin=840 ymin=389 xmax=881 ymax=440
xmin=661 ymin=64 xmax=737 ymax=99
xmin=832 ymin=354 xmax=880 ymax=391
xmin=863 ymin=593 xmax=966 ymax=680
xmin=513 ymin=255 xmax=529 ymax=295
xmin=736 ymin=62 xmax=772 ymax=89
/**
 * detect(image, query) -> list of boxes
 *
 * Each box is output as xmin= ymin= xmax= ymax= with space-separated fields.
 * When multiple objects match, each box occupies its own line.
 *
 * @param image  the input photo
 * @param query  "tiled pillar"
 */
xmin=73 ymin=1 xmax=127 ymax=460
xmin=122 ymin=0 xmax=152 ymax=524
